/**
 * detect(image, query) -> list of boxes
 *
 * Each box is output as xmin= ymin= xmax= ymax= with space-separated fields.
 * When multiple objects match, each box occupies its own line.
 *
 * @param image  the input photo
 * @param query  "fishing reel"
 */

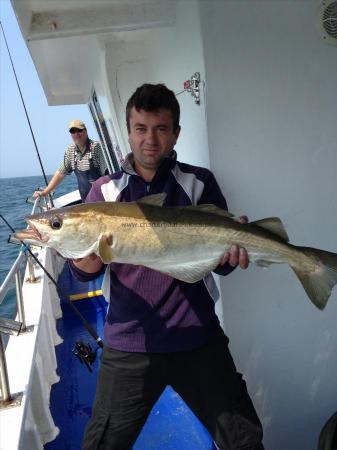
xmin=72 ymin=341 xmax=99 ymax=373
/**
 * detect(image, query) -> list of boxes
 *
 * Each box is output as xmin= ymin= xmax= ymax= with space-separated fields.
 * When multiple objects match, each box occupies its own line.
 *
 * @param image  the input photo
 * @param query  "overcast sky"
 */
xmin=0 ymin=0 xmax=99 ymax=179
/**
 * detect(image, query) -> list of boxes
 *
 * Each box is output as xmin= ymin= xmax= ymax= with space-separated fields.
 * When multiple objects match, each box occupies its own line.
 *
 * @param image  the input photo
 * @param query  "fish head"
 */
xmin=14 ymin=204 xmax=103 ymax=259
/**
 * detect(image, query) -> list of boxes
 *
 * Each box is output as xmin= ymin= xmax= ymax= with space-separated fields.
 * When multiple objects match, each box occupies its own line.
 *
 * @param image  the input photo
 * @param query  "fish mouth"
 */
xmin=28 ymin=221 xmax=49 ymax=243
xmin=14 ymin=222 xmax=48 ymax=244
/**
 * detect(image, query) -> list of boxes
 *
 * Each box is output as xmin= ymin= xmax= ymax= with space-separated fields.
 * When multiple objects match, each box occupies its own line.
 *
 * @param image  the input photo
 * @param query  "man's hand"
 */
xmin=33 ymin=189 xmax=46 ymax=198
xmin=219 ymin=215 xmax=249 ymax=269
xmin=72 ymin=254 xmax=104 ymax=273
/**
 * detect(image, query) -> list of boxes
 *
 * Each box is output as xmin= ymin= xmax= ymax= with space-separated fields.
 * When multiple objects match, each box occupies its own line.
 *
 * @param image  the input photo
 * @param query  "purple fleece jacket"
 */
xmin=70 ymin=152 xmax=235 ymax=352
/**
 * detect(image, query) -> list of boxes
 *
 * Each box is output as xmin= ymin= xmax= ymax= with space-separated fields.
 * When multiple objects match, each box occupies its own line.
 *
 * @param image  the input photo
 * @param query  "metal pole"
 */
xmin=15 ymin=272 xmax=26 ymax=332
xmin=0 ymin=334 xmax=11 ymax=402
xmin=27 ymin=253 xmax=37 ymax=282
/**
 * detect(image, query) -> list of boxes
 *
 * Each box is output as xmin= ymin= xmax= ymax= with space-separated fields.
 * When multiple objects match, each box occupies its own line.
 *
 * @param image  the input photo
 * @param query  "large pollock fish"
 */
xmin=15 ymin=193 xmax=337 ymax=310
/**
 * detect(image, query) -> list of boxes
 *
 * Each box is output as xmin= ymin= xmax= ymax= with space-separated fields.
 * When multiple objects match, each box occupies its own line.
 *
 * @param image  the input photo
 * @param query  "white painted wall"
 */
xmin=102 ymin=0 xmax=210 ymax=168
xmin=200 ymin=1 xmax=337 ymax=449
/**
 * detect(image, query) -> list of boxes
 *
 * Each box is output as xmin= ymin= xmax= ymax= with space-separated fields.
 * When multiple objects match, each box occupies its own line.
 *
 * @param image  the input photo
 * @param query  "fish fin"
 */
xmin=186 ymin=204 xmax=234 ymax=218
xmin=253 ymin=218 xmax=289 ymax=242
xmin=98 ymin=234 xmax=114 ymax=264
xmin=291 ymin=247 xmax=337 ymax=310
xmin=137 ymin=193 xmax=167 ymax=207
xmin=147 ymin=257 xmax=221 ymax=283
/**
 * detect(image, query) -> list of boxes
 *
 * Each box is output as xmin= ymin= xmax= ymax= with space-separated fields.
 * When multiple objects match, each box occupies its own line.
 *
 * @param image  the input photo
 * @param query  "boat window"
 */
xmin=88 ymin=89 xmax=121 ymax=173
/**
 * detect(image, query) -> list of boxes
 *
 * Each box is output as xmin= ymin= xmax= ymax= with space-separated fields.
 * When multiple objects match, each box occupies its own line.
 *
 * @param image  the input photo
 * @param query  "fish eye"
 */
xmin=49 ymin=216 xmax=62 ymax=230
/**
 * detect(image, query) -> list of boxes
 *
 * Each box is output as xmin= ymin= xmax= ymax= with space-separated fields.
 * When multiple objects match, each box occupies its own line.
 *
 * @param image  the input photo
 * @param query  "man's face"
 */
xmin=128 ymin=107 xmax=180 ymax=174
xmin=70 ymin=128 xmax=88 ymax=148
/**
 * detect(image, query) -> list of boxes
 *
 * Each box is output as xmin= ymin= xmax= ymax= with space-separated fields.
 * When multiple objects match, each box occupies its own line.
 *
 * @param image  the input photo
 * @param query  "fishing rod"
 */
xmin=0 ymin=214 xmax=104 ymax=364
xmin=0 ymin=21 xmax=54 ymax=207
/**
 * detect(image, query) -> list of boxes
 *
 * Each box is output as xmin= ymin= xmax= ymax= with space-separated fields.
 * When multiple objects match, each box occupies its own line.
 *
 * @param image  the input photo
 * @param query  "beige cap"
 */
xmin=68 ymin=119 xmax=86 ymax=131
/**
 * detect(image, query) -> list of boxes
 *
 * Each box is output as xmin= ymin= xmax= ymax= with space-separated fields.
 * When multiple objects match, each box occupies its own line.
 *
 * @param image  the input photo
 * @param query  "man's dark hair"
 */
xmin=126 ymin=84 xmax=180 ymax=132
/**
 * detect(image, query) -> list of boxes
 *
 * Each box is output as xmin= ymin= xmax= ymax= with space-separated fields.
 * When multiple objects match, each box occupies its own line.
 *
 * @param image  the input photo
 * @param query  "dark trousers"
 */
xmin=82 ymin=329 xmax=264 ymax=450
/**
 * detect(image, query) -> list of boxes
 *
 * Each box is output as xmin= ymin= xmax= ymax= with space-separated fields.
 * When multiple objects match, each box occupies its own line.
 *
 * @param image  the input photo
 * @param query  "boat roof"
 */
xmin=11 ymin=0 xmax=176 ymax=105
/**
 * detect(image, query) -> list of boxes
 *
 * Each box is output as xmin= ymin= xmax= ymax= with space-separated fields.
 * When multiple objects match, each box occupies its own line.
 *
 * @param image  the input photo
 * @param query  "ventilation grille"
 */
xmin=319 ymin=0 xmax=337 ymax=43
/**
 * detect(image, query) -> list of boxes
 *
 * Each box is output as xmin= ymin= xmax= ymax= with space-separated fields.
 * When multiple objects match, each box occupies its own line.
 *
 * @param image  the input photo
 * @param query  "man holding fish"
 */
xmin=17 ymin=82 xmax=337 ymax=448
xmin=16 ymin=82 xmax=337 ymax=448
xmin=74 ymin=84 xmax=264 ymax=450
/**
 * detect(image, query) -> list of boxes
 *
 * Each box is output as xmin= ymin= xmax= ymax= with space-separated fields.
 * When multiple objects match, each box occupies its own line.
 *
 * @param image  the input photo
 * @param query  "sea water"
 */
xmin=0 ymin=174 xmax=77 ymax=319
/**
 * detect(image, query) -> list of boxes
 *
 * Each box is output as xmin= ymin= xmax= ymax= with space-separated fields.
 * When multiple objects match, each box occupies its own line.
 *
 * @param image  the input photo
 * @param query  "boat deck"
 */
xmin=45 ymin=263 xmax=217 ymax=450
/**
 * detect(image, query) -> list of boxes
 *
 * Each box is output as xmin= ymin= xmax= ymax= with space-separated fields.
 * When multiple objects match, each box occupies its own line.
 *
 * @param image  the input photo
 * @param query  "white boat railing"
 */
xmin=0 ymin=196 xmax=47 ymax=408
xmin=0 ymin=317 xmax=23 ymax=407
xmin=0 ymin=192 xmax=76 ymax=449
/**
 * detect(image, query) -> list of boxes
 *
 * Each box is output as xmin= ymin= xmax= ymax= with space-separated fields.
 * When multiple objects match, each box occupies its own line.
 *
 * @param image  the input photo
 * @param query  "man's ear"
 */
xmin=174 ymin=126 xmax=181 ymax=141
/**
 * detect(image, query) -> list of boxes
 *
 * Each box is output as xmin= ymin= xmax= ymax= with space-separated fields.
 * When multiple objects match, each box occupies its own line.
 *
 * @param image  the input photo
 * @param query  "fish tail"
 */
xmin=291 ymin=247 xmax=337 ymax=310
